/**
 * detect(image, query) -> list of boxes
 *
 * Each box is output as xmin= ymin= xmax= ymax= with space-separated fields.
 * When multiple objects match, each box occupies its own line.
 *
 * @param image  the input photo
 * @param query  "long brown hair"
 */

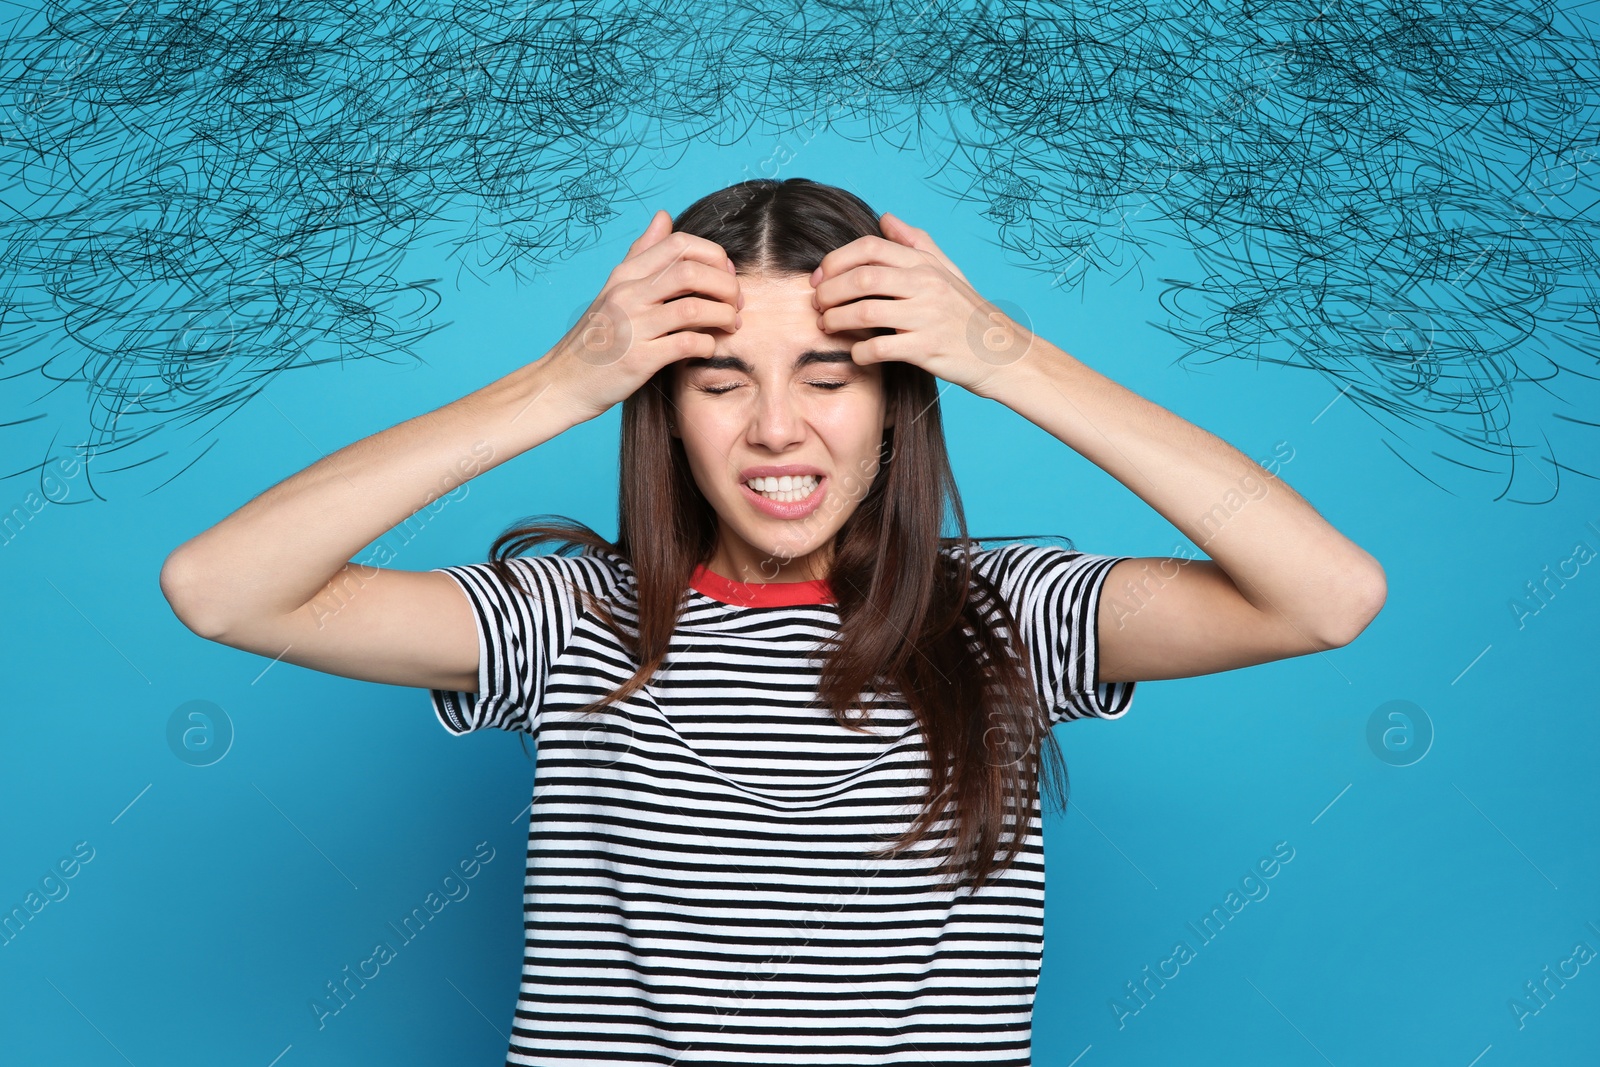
xmin=487 ymin=177 xmax=1071 ymax=893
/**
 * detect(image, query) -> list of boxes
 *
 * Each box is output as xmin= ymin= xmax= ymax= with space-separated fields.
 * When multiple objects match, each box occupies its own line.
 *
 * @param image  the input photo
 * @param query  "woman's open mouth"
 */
xmin=740 ymin=474 xmax=826 ymax=519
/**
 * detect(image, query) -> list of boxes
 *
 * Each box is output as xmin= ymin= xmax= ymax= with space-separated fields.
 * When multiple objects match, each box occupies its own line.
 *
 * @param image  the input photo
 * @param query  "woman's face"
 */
xmin=668 ymin=272 xmax=894 ymax=583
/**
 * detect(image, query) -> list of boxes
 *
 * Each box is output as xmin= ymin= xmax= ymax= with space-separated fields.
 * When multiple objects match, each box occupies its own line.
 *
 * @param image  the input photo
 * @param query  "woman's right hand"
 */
xmin=543 ymin=209 xmax=743 ymax=424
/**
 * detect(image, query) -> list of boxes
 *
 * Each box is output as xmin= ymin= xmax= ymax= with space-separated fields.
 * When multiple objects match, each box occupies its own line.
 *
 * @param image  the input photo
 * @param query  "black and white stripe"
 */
xmin=428 ymin=542 xmax=1136 ymax=1065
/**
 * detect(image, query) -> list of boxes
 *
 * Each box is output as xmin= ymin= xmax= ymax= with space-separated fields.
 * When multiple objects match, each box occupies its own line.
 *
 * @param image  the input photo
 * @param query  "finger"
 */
xmin=816 ymin=259 xmax=923 ymax=321
xmin=882 ymin=211 xmax=941 ymax=255
xmin=881 ymin=211 xmax=970 ymax=284
xmin=642 ymin=295 xmax=740 ymax=344
xmin=644 ymin=257 xmax=742 ymax=315
xmin=813 ymin=258 xmax=928 ymax=320
xmin=625 ymin=209 xmax=673 ymax=258
xmin=809 ymin=233 xmax=923 ymax=292
xmin=882 ymin=212 xmax=970 ymax=286
xmin=624 ymin=227 xmax=737 ymax=287
xmin=819 ymin=293 xmax=919 ymax=336
xmin=846 ymin=329 xmax=907 ymax=367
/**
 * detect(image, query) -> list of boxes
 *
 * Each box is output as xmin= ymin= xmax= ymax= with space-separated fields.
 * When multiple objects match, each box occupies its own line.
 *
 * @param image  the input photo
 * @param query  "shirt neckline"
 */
xmin=689 ymin=563 xmax=836 ymax=607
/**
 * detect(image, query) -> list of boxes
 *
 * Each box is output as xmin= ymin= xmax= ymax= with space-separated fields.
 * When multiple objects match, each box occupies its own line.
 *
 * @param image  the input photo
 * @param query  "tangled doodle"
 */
xmin=1 ymin=0 xmax=1596 ymax=502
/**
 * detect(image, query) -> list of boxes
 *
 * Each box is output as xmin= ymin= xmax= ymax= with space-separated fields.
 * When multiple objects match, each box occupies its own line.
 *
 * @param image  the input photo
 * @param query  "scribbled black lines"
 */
xmin=0 ymin=0 xmax=1596 ymax=502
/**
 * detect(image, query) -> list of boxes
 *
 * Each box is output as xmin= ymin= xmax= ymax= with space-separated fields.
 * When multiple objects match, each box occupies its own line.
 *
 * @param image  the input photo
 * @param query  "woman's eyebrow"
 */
xmin=681 ymin=350 xmax=857 ymax=374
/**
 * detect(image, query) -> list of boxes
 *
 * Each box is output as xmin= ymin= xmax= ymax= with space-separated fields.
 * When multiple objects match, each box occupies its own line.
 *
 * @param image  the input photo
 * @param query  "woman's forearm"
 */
xmin=991 ymin=337 xmax=1385 ymax=643
xmin=160 ymin=356 xmax=579 ymax=638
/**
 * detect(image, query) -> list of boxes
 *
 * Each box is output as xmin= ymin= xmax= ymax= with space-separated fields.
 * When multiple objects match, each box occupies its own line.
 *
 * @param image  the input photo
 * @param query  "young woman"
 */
xmin=160 ymin=178 xmax=1385 ymax=1064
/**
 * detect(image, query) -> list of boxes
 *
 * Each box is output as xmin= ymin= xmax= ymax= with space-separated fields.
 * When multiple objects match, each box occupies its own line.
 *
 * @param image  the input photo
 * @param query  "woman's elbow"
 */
xmin=1318 ymin=563 xmax=1388 ymax=649
xmin=159 ymin=547 xmax=229 ymax=641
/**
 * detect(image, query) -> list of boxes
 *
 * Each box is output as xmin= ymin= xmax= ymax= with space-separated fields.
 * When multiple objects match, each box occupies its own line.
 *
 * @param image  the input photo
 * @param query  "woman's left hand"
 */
xmin=810 ymin=212 xmax=1036 ymax=398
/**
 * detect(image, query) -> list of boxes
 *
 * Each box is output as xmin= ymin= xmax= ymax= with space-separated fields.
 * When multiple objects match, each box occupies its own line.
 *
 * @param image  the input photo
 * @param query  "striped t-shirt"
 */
xmin=427 ymin=540 xmax=1136 ymax=1066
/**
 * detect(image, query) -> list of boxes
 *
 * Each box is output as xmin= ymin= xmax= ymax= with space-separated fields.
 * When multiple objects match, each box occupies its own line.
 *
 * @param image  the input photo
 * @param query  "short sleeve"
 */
xmin=963 ymin=542 xmax=1138 ymax=726
xmin=428 ymin=552 xmax=611 ymax=735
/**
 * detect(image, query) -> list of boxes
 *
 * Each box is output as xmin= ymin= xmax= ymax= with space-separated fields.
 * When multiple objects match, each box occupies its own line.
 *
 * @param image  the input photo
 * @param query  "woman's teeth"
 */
xmin=746 ymin=474 xmax=820 ymax=503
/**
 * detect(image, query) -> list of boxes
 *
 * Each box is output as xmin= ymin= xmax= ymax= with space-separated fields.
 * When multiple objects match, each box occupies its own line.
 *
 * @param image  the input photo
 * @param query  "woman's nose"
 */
xmin=746 ymin=384 xmax=805 ymax=450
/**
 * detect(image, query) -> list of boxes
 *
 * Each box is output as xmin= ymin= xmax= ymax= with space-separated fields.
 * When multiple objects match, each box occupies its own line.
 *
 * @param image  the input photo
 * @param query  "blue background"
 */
xmin=4 ymin=8 xmax=1599 ymax=1066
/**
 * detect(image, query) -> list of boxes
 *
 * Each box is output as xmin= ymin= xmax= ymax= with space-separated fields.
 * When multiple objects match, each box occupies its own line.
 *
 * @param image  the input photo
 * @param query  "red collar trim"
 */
xmin=689 ymin=563 xmax=836 ymax=607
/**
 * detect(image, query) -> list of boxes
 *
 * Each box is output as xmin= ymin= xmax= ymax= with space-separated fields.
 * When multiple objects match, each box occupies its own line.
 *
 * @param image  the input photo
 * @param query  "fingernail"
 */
xmin=809 ymin=267 xmax=821 ymax=286
xmin=726 ymin=259 xmax=736 ymax=274
xmin=735 ymin=312 xmax=743 ymax=329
